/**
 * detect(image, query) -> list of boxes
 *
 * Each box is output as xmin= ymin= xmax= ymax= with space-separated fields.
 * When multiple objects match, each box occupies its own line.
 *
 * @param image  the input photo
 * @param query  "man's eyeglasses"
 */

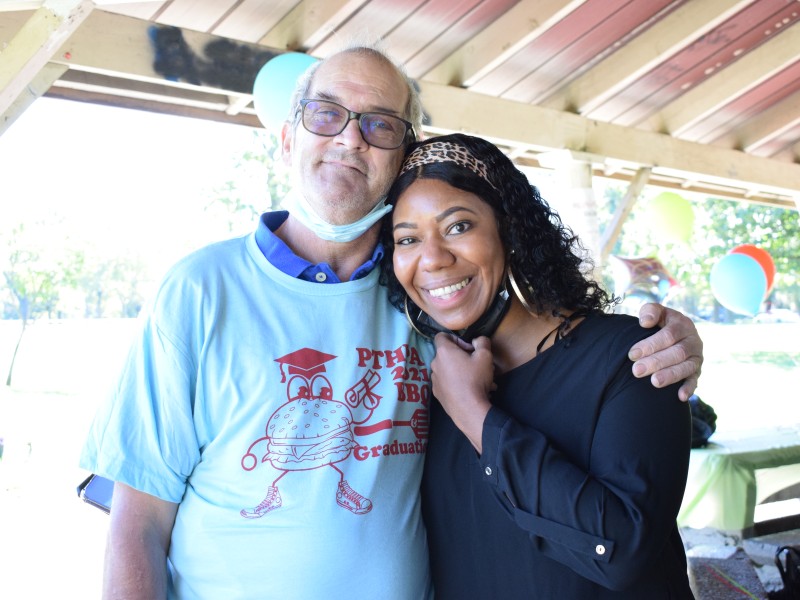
xmin=298 ymin=99 xmax=414 ymax=150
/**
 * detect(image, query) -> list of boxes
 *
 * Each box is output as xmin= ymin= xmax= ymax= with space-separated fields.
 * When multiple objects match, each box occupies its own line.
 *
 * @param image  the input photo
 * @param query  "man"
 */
xmin=81 ymin=44 xmax=702 ymax=599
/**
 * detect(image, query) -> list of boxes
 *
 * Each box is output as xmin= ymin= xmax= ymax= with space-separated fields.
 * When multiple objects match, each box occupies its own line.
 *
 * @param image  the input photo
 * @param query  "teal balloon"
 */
xmin=253 ymin=53 xmax=318 ymax=132
xmin=710 ymin=253 xmax=767 ymax=316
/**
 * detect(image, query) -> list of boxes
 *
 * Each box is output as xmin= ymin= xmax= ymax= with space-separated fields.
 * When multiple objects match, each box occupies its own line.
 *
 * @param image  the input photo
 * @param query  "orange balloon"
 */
xmin=730 ymin=244 xmax=776 ymax=293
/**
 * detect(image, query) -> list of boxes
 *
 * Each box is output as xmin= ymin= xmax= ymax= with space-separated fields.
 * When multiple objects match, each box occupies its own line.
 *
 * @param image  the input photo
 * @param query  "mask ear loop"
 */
xmin=507 ymin=264 xmax=535 ymax=314
xmin=404 ymin=296 xmax=434 ymax=340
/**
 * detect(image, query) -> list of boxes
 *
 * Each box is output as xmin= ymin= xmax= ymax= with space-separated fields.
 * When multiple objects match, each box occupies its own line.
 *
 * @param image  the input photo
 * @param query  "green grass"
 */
xmin=729 ymin=351 xmax=799 ymax=369
xmin=691 ymin=322 xmax=799 ymax=433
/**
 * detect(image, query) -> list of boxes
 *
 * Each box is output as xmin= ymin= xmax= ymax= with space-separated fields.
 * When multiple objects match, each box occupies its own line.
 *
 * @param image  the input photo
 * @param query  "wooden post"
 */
xmin=0 ymin=0 xmax=93 ymax=123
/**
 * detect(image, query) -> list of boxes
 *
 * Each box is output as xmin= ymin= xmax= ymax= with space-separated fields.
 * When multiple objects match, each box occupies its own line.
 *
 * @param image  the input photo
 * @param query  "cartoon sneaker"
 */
xmin=240 ymin=486 xmax=282 ymax=518
xmin=336 ymin=480 xmax=372 ymax=515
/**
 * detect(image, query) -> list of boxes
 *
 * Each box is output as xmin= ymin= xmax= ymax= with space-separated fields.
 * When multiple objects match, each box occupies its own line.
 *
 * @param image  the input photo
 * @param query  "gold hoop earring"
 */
xmin=507 ymin=265 xmax=534 ymax=314
xmin=404 ymin=296 xmax=433 ymax=340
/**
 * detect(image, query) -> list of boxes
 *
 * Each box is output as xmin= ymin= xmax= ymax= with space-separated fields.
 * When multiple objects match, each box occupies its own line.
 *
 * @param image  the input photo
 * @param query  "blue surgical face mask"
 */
xmin=285 ymin=188 xmax=393 ymax=243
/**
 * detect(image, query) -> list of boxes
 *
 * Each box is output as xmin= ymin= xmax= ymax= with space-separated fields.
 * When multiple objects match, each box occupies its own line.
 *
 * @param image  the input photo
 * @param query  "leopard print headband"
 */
xmin=399 ymin=140 xmax=498 ymax=191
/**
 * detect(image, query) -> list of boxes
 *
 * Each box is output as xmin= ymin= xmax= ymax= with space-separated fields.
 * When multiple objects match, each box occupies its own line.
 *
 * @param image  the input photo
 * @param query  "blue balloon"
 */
xmin=253 ymin=53 xmax=319 ymax=132
xmin=710 ymin=253 xmax=767 ymax=316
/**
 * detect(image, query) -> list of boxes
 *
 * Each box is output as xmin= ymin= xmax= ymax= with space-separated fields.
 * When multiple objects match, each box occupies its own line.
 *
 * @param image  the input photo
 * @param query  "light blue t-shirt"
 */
xmin=81 ymin=231 xmax=434 ymax=599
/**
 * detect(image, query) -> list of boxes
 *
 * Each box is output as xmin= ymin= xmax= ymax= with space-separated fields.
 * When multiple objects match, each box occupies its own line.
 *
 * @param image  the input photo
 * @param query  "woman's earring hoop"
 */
xmin=404 ymin=296 xmax=432 ymax=340
xmin=507 ymin=265 xmax=534 ymax=314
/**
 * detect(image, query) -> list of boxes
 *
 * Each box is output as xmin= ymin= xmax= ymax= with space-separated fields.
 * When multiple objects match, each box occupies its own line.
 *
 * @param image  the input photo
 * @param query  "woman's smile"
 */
xmin=426 ymin=277 xmax=472 ymax=299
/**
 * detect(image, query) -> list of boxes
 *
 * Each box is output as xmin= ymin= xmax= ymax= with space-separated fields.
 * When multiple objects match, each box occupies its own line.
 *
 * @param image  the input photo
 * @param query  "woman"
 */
xmin=381 ymin=134 xmax=693 ymax=598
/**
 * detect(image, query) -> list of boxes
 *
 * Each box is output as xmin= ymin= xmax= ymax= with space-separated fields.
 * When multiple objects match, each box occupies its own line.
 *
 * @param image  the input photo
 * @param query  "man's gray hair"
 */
xmin=286 ymin=42 xmax=424 ymax=142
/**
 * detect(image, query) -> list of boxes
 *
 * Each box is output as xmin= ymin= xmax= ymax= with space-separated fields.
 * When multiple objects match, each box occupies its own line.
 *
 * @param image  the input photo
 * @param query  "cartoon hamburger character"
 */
xmin=240 ymin=348 xmax=380 ymax=517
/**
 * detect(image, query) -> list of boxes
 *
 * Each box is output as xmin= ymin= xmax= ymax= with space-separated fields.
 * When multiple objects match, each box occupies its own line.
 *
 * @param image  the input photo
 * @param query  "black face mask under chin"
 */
xmin=406 ymin=286 xmax=511 ymax=342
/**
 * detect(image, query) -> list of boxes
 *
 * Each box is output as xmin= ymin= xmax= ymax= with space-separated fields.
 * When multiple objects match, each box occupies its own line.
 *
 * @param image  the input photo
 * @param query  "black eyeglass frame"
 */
xmin=297 ymin=98 xmax=415 ymax=150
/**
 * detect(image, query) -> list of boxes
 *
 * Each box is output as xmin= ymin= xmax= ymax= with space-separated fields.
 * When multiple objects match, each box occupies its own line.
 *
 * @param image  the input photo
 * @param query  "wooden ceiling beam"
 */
xmin=155 ymin=0 xmax=239 ymax=33
xmin=422 ymin=0 xmax=586 ymax=87
xmin=541 ymin=0 xmax=751 ymax=114
xmin=45 ymin=85 xmax=262 ymax=127
xmin=52 ymin=68 xmax=252 ymax=110
xmin=86 ymin=1 xmax=165 ymax=20
xmin=654 ymin=21 xmax=800 ymax=137
xmin=1 ymin=6 xmax=797 ymax=208
xmin=0 ymin=0 xmax=161 ymax=9
xmin=258 ymin=0 xmax=367 ymax=53
xmin=0 ymin=60 xmax=66 ymax=136
xmin=0 ymin=2 xmax=44 ymax=10
xmin=0 ymin=1 xmax=92 ymax=118
xmin=418 ymin=79 xmax=800 ymax=198
xmin=738 ymin=89 xmax=800 ymax=155
xmin=0 ymin=8 xmax=273 ymax=93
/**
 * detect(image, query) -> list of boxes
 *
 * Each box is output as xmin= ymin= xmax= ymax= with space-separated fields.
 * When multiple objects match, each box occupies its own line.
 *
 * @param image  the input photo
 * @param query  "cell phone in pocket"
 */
xmin=76 ymin=474 xmax=114 ymax=514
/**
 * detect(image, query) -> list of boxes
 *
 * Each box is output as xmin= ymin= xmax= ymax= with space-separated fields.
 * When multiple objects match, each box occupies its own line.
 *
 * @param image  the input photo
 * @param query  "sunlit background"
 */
xmin=0 ymin=97 xmax=798 ymax=598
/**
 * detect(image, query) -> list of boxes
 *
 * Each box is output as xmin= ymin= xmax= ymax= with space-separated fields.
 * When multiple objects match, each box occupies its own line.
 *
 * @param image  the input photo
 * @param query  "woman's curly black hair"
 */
xmin=379 ymin=133 xmax=617 ymax=320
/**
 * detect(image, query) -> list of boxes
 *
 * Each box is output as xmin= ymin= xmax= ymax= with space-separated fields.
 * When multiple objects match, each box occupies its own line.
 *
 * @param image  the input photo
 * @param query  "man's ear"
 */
xmin=280 ymin=121 xmax=293 ymax=167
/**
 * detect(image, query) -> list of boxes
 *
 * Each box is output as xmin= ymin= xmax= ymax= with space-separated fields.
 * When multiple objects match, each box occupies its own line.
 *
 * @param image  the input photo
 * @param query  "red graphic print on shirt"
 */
xmin=240 ymin=347 xmax=397 ymax=518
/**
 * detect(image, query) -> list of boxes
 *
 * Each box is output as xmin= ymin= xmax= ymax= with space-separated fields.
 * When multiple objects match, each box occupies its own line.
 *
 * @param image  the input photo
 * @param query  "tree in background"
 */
xmin=205 ymin=130 xmax=289 ymax=233
xmin=105 ymin=256 xmax=149 ymax=318
xmin=0 ymin=221 xmax=153 ymax=385
xmin=598 ymin=184 xmax=800 ymax=321
xmin=1 ymin=132 xmax=284 ymax=339
xmin=700 ymin=199 xmax=799 ymax=314
xmin=75 ymin=252 xmax=149 ymax=318
xmin=1 ymin=222 xmax=82 ymax=385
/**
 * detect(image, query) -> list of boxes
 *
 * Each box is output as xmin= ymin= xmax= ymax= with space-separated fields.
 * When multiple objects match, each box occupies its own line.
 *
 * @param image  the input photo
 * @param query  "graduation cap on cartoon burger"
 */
xmin=274 ymin=348 xmax=337 ymax=383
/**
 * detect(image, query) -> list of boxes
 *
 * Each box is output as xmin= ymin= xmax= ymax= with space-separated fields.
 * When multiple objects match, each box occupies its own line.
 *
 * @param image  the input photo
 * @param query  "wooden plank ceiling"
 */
xmin=2 ymin=0 xmax=800 ymax=209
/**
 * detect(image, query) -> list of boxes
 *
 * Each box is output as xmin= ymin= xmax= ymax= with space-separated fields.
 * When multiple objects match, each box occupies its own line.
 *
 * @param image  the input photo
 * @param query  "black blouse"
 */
xmin=422 ymin=313 xmax=694 ymax=599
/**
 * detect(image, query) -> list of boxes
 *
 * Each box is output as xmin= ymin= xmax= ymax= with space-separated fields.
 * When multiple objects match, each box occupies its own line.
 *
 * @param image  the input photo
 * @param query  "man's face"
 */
xmin=282 ymin=52 xmax=409 ymax=226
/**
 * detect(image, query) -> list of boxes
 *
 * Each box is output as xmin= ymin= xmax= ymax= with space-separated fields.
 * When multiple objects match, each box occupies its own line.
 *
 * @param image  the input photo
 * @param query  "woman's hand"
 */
xmin=431 ymin=333 xmax=495 ymax=453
